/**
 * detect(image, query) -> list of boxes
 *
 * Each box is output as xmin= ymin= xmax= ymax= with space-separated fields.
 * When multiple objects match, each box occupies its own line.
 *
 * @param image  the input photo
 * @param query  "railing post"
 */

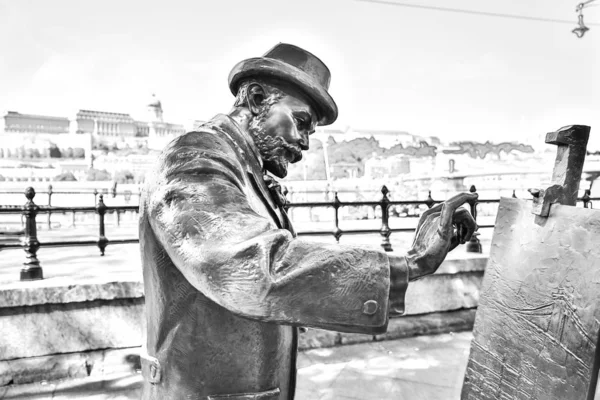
xmin=47 ymin=184 xmax=53 ymax=230
xmin=93 ymin=188 xmax=98 ymax=205
xmin=425 ymin=190 xmax=435 ymax=209
xmin=583 ymin=188 xmax=592 ymax=209
xmin=21 ymin=187 xmax=43 ymax=281
xmin=379 ymin=185 xmax=392 ymax=252
xmin=96 ymin=194 xmax=108 ymax=256
xmin=332 ymin=192 xmax=343 ymax=243
xmin=466 ymin=185 xmax=482 ymax=253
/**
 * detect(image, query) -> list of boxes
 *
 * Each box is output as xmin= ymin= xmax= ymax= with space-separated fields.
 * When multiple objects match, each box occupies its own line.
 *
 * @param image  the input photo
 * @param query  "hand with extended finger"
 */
xmin=405 ymin=192 xmax=478 ymax=280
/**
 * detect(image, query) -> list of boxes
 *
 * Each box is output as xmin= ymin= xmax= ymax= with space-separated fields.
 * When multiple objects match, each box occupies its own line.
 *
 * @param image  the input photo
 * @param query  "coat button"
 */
xmin=362 ymin=300 xmax=378 ymax=315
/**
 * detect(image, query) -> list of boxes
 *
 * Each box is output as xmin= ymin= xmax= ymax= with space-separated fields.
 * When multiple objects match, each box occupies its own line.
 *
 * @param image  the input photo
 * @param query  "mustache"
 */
xmin=281 ymin=140 xmax=302 ymax=162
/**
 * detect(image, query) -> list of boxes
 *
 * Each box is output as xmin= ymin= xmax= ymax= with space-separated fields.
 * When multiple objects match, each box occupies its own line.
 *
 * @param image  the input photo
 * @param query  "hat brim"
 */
xmin=228 ymin=57 xmax=338 ymax=126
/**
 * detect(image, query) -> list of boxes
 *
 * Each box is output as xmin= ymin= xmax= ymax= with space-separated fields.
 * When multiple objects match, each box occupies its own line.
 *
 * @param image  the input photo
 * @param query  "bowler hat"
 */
xmin=228 ymin=43 xmax=338 ymax=126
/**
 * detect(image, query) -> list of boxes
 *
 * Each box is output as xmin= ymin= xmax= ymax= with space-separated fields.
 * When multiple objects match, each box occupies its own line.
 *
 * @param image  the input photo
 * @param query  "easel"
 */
xmin=462 ymin=125 xmax=600 ymax=400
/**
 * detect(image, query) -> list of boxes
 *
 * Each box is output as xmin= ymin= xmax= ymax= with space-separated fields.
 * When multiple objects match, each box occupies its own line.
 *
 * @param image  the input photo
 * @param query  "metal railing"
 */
xmin=0 ymin=185 xmax=597 ymax=281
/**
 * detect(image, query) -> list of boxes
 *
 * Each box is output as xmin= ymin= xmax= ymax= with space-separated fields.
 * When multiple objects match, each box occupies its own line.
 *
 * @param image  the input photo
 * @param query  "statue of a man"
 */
xmin=139 ymin=43 xmax=477 ymax=400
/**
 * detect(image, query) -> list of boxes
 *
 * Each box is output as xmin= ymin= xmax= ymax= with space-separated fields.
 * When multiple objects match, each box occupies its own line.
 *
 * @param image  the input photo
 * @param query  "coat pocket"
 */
xmin=208 ymin=387 xmax=280 ymax=399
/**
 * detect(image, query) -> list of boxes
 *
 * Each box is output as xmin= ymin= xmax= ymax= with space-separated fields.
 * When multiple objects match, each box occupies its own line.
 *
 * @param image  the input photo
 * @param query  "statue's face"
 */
xmin=249 ymin=93 xmax=317 ymax=178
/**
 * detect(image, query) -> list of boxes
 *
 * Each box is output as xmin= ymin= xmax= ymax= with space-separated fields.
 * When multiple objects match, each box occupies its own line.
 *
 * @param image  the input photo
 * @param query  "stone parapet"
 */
xmin=0 ymin=281 xmax=144 ymax=308
xmin=0 ymin=251 xmax=487 ymax=387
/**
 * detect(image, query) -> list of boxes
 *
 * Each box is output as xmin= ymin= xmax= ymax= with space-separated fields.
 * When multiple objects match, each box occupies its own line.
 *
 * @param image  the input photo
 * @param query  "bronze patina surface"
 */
xmin=462 ymin=124 xmax=598 ymax=400
xmin=462 ymin=198 xmax=600 ymax=399
xmin=139 ymin=43 xmax=476 ymax=400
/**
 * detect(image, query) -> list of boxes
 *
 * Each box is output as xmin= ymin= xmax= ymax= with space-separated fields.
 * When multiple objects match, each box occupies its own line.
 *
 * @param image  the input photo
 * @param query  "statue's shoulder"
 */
xmin=170 ymin=124 xmax=234 ymax=152
xmin=147 ymin=121 xmax=247 ymax=182
xmin=159 ymin=121 xmax=240 ymax=160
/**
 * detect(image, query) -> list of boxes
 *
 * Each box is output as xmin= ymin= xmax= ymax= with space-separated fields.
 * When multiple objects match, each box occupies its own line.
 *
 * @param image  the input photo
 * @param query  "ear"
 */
xmin=246 ymin=83 xmax=266 ymax=115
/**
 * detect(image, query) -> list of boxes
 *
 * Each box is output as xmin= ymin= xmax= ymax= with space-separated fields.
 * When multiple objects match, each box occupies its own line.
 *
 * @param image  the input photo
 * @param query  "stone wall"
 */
xmin=0 ymin=254 xmax=487 ymax=386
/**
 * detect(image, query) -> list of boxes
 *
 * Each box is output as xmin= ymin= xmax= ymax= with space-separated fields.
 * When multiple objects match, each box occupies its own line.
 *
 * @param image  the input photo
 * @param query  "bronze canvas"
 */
xmin=461 ymin=198 xmax=600 ymax=399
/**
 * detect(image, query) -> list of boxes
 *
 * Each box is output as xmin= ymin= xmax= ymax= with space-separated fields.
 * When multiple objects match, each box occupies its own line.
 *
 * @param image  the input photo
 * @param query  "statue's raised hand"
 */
xmin=405 ymin=192 xmax=478 ymax=280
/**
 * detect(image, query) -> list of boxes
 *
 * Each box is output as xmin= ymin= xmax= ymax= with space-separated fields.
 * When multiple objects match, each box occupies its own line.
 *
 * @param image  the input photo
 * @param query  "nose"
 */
xmin=297 ymin=129 xmax=310 ymax=151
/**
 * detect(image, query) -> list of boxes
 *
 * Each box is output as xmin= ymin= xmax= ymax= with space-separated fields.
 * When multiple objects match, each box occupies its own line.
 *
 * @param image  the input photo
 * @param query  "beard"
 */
xmin=248 ymin=117 xmax=302 ymax=179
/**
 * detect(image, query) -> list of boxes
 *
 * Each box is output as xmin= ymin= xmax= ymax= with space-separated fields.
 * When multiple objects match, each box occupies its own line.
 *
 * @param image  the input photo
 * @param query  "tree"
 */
xmin=86 ymin=168 xmax=112 ymax=181
xmin=444 ymin=141 xmax=535 ymax=159
xmin=54 ymin=172 xmax=77 ymax=181
xmin=387 ymin=141 xmax=437 ymax=158
xmin=72 ymin=148 xmax=85 ymax=158
xmin=96 ymin=143 xmax=110 ymax=152
xmin=49 ymin=144 xmax=62 ymax=158
xmin=328 ymin=137 xmax=384 ymax=177
xmin=114 ymin=169 xmax=135 ymax=184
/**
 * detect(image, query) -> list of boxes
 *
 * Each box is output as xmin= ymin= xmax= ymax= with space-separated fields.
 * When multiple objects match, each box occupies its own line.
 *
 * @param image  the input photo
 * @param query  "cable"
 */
xmin=353 ymin=0 xmax=600 ymax=27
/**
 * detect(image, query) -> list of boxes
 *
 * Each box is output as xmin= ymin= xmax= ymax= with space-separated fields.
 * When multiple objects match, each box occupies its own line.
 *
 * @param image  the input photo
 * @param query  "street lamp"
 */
xmin=572 ymin=1 xmax=595 ymax=38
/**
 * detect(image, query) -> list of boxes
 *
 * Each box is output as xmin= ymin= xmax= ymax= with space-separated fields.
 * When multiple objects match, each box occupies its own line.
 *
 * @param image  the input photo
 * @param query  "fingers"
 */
xmin=453 ymin=208 xmax=478 ymax=244
xmin=412 ymin=210 xmax=441 ymax=246
xmin=439 ymin=193 xmax=478 ymax=233
xmin=449 ymin=233 xmax=460 ymax=252
xmin=421 ymin=203 xmax=443 ymax=217
xmin=416 ymin=203 xmax=443 ymax=232
xmin=457 ymin=223 xmax=465 ymax=244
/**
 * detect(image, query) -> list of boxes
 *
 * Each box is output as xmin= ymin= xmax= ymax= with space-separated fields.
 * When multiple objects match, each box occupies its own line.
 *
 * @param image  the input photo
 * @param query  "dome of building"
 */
xmin=148 ymin=93 xmax=162 ymax=108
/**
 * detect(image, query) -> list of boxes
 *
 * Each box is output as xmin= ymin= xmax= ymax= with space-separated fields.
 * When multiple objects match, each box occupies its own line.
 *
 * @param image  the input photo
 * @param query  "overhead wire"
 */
xmin=352 ymin=0 xmax=600 ymax=26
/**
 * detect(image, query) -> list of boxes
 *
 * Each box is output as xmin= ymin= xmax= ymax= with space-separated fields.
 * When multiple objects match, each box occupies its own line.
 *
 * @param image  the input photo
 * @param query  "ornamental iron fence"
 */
xmin=0 ymin=185 xmax=596 ymax=281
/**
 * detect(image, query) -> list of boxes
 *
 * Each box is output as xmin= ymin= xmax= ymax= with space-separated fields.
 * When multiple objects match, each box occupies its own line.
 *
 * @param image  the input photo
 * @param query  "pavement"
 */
xmin=2 ymin=331 xmax=473 ymax=400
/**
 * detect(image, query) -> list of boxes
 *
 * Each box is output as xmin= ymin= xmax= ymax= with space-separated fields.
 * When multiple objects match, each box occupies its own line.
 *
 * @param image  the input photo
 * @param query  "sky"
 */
xmin=0 ymin=0 xmax=599 ymax=148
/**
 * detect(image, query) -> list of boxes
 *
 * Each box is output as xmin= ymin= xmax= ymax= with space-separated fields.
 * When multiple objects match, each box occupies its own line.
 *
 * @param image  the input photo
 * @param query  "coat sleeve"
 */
xmin=145 ymin=130 xmax=408 ymax=334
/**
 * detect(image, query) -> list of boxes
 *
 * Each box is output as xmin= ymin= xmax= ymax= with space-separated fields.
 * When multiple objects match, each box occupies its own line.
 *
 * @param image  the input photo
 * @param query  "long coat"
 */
xmin=139 ymin=114 xmax=408 ymax=400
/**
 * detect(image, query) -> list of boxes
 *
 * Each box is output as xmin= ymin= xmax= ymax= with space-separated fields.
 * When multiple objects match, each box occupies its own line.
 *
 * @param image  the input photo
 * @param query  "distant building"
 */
xmin=74 ymin=110 xmax=137 ymax=137
xmin=92 ymin=153 xmax=159 ymax=181
xmin=144 ymin=94 xmax=186 ymax=151
xmin=1 ymin=94 xmax=188 ymax=152
xmin=364 ymin=154 xmax=427 ymax=179
xmin=330 ymin=162 xmax=361 ymax=179
xmin=0 ymin=95 xmax=191 ymax=182
xmin=2 ymin=111 xmax=70 ymax=135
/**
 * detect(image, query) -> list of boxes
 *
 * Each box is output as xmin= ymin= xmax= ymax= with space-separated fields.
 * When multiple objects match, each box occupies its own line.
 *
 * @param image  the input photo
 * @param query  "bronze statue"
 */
xmin=139 ymin=43 xmax=477 ymax=400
